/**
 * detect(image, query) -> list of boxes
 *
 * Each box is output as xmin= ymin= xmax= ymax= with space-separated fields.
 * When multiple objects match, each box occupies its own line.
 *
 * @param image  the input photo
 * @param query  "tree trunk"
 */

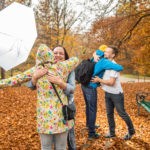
xmin=1 ymin=68 xmax=5 ymax=79
xmin=0 ymin=0 xmax=6 ymax=79
xmin=0 ymin=0 xmax=5 ymax=10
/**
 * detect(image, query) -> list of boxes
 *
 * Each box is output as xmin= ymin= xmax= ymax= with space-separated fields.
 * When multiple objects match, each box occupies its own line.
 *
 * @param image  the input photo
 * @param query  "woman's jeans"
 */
xmin=105 ymin=92 xmax=135 ymax=135
xmin=67 ymin=126 xmax=76 ymax=150
xmin=81 ymin=85 xmax=97 ymax=136
xmin=40 ymin=131 xmax=68 ymax=150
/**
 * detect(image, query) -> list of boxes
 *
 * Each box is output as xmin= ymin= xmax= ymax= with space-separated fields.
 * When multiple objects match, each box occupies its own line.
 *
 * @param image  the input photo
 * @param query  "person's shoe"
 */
xmin=88 ymin=133 xmax=100 ymax=140
xmin=104 ymin=133 xmax=116 ymax=138
xmin=123 ymin=132 xmax=135 ymax=140
xmin=95 ymin=124 xmax=100 ymax=129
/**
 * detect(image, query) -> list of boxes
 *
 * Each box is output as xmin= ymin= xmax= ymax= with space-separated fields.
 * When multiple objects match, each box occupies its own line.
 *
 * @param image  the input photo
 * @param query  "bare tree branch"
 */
xmin=118 ymin=13 xmax=150 ymax=47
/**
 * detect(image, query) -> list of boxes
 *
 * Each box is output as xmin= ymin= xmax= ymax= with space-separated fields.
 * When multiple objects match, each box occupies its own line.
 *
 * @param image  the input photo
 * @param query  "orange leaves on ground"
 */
xmin=75 ymin=83 xmax=150 ymax=150
xmin=0 ymin=87 xmax=39 ymax=149
xmin=0 ymin=83 xmax=150 ymax=149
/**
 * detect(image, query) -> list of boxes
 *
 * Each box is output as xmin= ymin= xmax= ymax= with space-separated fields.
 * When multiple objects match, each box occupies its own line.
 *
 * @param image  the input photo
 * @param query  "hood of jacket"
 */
xmin=36 ymin=44 xmax=54 ymax=66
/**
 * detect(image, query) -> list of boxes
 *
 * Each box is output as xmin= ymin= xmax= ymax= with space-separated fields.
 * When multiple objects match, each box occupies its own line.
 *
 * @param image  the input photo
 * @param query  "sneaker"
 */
xmin=123 ymin=132 xmax=135 ymax=140
xmin=95 ymin=124 xmax=100 ymax=129
xmin=88 ymin=133 xmax=100 ymax=140
xmin=104 ymin=133 xmax=116 ymax=138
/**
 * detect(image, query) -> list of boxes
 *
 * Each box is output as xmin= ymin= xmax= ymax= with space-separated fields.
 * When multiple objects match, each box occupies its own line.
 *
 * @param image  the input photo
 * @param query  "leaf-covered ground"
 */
xmin=0 ymin=83 xmax=150 ymax=150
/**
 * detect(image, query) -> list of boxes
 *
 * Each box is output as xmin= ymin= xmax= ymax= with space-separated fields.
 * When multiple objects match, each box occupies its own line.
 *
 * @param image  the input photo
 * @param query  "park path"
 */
xmin=120 ymin=75 xmax=150 ymax=83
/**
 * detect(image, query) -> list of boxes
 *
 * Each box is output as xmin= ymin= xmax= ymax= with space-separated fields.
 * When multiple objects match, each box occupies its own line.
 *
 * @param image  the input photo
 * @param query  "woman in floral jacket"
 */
xmin=0 ymin=44 xmax=79 ymax=150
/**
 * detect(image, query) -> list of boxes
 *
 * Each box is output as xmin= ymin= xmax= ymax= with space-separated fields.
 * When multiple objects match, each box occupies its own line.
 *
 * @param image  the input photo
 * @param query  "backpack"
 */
xmin=75 ymin=59 xmax=95 ymax=85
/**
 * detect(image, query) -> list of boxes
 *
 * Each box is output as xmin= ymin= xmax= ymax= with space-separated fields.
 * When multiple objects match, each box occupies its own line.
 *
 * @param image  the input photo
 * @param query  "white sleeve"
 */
xmin=110 ymin=70 xmax=118 ymax=78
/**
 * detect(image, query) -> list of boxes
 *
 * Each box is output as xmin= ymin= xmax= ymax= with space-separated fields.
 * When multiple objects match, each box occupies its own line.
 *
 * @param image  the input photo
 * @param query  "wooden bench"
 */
xmin=136 ymin=92 xmax=150 ymax=115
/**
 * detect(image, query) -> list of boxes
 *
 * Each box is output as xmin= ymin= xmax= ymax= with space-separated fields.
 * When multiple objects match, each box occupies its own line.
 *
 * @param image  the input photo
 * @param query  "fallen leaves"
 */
xmin=0 ymin=83 xmax=150 ymax=149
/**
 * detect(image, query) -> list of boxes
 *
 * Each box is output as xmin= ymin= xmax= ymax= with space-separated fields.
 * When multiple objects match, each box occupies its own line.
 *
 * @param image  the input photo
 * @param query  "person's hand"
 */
xmin=32 ymin=67 xmax=48 ymax=85
xmin=47 ymin=73 xmax=63 ymax=85
xmin=93 ymin=52 xmax=100 ymax=62
xmin=91 ymin=76 xmax=102 ymax=83
xmin=47 ymin=73 xmax=67 ymax=89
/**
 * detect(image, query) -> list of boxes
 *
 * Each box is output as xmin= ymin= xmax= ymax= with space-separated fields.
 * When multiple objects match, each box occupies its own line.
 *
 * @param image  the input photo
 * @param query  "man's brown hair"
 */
xmin=109 ymin=45 xmax=119 ymax=58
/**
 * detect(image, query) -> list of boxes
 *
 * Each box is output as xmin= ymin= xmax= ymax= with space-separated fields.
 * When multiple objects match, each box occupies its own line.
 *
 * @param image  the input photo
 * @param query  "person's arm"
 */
xmin=93 ymin=50 xmax=104 ymax=62
xmin=91 ymin=76 xmax=116 ymax=86
xmin=27 ymin=67 xmax=48 ymax=90
xmin=91 ymin=70 xmax=118 ymax=86
xmin=31 ymin=67 xmax=48 ymax=86
xmin=47 ymin=57 xmax=78 ymax=89
xmin=59 ymin=57 xmax=79 ymax=75
xmin=0 ymin=67 xmax=35 ymax=88
xmin=47 ymin=73 xmax=67 ymax=89
xmin=93 ymin=51 xmax=99 ymax=62
xmin=94 ymin=58 xmax=123 ymax=76
xmin=103 ymin=59 xmax=123 ymax=71
xmin=47 ymin=71 xmax=75 ymax=94
xmin=27 ymin=80 xmax=36 ymax=90
xmin=64 ymin=71 xmax=75 ymax=95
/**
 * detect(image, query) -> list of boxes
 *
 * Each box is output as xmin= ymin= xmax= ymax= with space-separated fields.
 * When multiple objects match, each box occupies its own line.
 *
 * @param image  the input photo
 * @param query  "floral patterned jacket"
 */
xmin=0 ymin=44 xmax=79 ymax=134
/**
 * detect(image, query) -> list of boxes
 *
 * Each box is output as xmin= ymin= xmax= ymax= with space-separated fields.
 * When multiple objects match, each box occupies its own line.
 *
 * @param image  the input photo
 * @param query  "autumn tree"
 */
xmin=116 ymin=0 xmax=150 ymax=75
xmin=65 ymin=0 xmax=117 ymax=58
xmin=34 ymin=0 xmax=86 ymax=48
xmin=86 ymin=0 xmax=150 ymax=75
xmin=4 ymin=0 xmax=31 ymax=6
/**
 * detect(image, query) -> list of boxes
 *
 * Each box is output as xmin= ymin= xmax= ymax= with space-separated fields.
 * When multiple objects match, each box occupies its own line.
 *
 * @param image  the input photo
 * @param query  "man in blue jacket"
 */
xmin=81 ymin=45 xmax=123 ymax=140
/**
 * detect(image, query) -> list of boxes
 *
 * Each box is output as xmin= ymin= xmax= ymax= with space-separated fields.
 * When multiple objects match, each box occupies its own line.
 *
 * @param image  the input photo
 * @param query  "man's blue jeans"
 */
xmin=81 ymin=85 xmax=97 ymax=136
xmin=105 ymin=92 xmax=135 ymax=135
